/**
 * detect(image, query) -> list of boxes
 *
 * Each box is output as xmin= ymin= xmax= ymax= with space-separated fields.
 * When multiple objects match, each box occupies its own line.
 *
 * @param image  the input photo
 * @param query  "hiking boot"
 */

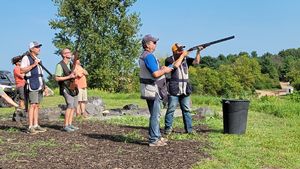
xmin=69 ymin=125 xmax=79 ymax=130
xmin=12 ymin=108 xmax=25 ymax=122
xmin=63 ymin=126 xmax=75 ymax=132
xmin=27 ymin=127 xmax=38 ymax=134
xmin=149 ymin=140 xmax=167 ymax=147
xmin=34 ymin=125 xmax=47 ymax=133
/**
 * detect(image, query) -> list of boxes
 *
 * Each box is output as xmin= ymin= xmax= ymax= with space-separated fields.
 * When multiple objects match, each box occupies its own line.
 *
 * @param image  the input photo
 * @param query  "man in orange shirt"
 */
xmin=74 ymin=60 xmax=89 ymax=117
xmin=12 ymin=56 xmax=26 ymax=110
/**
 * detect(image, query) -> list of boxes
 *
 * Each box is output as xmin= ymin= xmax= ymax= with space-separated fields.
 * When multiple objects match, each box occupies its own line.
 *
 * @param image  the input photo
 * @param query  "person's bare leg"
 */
xmin=28 ymin=104 xmax=35 ymax=127
xmin=76 ymin=104 xmax=81 ymax=116
xmin=1 ymin=93 xmax=18 ymax=108
xmin=69 ymin=108 xmax=74 ymax=125
xmin=64 ymin=108 xmax=71 ymax=127
xmin=81 ymin=102 xmax=87 ymax=116
xmin=33 ymin=104 xmax=39 ymax=126
xmin=19 ymin=99 xmax=25 ymax=109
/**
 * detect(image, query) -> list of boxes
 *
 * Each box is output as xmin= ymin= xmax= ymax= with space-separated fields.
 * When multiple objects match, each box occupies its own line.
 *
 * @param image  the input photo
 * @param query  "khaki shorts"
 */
xmin=28 ymin=90 xmax=43 ymax=104
xmin=78 ymin=88 xmax=88 ymax=102
xmin=17 ymin=86 xmax=25 ymax=100
xmin=63 ymin=89 xmax=78 ymax=108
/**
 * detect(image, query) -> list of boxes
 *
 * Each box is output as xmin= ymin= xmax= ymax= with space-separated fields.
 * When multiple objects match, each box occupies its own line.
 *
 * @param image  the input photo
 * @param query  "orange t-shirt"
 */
xmin=74 ymin=65 xmax=87 ymax=89
xmin=13 ymin=65 xmax=26 ymax=87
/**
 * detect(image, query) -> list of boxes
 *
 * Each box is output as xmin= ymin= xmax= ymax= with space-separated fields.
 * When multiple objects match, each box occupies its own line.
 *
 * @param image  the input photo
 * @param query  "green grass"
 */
xmin=5 ymin=127 xmax=20 ymax=133
xmin=193 ymin=111 xmax=300 ymax=169
xmin=1 ymin=89 xmax=300 ymax=168
xmin=71 ymin=143 xmax=85 ymax=152
xmin=88 ymin=89 xmax=147 ymax=109
xmin=0 ymin=107 xmax=15 ymax=119
xmin=251 ymin=96 xmax=300 ymax=117
xmin=3 ymin=139 xmax=59 ymax=160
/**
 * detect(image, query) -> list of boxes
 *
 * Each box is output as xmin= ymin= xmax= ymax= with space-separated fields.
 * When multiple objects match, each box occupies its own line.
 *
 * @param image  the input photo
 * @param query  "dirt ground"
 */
xmin=0 ymin=115 xmax=212 ymax=169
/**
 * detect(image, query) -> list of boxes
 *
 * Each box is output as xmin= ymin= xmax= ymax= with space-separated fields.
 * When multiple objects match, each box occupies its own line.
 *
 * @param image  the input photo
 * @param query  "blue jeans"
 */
xmin=146 ymin=96 xmax=161 ymax=143
xmin=164 ymin=95 xmax=192 ymax=133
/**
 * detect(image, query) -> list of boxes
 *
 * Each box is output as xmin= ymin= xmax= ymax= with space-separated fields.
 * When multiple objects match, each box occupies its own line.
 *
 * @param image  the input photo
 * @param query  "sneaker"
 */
xmin=69 ymin=125 xmax=79 ymax=130
xmin=34 ymin=125 xmax=47 ymax=133
xmin=164 ymin=128 xmax=172 ymax=135
xmin=63 ymin=126 xmax=75 ymax=132
xmin=159 ymin=137 xmax=168 ymax=142
xmin=27 ymin=127 xmax=38 ymax=134
xmin=82 ymin=113 xmax=88 ymax=118
xmin=149 ymin=140 xmax=167 ymax=147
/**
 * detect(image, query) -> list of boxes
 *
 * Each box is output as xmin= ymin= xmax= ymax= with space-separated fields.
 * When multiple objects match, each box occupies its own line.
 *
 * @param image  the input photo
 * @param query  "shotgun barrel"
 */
xmin=187 ymin=36 xmax=235 ymax=52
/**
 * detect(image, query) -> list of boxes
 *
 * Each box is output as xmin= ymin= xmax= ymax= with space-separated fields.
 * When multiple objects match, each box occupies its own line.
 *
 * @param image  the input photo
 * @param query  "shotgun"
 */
xmin=187 ymin=36 xmax=235 ymax=52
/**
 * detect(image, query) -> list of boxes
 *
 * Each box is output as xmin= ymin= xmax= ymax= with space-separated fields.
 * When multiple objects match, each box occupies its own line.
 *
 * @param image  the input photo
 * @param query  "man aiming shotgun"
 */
xmin=164 ymin=36 xmax=234 ymax=135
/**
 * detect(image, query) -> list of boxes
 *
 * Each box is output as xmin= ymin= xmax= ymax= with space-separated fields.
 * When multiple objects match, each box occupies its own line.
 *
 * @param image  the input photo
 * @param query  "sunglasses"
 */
xmin=153 ymin=41 xmax=157 ymax=45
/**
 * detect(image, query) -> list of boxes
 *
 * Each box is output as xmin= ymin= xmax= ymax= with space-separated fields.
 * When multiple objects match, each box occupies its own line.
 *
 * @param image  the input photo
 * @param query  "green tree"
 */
xmin=49 ymin=0 xmax=141 ymax=92
xmin=199 ymin=56 xmax=218 ymax=69
xmin=287 ymin=60 xmax=300 ymax=90
xmin=232 ymin=55 xmax=261 ymax=92
xmin=218 ymin=65 xmax=243 ymax=97
xmin=260 ymin=56 xmax=279 ymax=80
xmin=189 ymin=67 xmax=221 ymax=96
xmin=250 ymin=51 xmax=258 ymax=58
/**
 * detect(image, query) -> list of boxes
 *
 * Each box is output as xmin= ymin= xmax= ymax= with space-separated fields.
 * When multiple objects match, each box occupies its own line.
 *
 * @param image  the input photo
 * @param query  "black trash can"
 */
xmin=222 ymin=99 xmax=250 ymax=134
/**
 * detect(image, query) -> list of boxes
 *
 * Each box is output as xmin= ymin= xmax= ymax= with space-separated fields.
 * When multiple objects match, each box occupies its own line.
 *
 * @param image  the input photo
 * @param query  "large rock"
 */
xmin=39 ymin=107 xmax=62 ymax=121
xmin=194 ymin=107 xmax=215 ymax=118
xmin=85 ymin=96 xmax=105 ymax=117
xmin=103 ymin=104 xmax=149 ymax=117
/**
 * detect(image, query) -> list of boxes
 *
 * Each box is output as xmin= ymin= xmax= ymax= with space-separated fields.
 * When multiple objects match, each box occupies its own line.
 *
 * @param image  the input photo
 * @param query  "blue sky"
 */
xmin=1 ymin=0 xmax=300 ymax=73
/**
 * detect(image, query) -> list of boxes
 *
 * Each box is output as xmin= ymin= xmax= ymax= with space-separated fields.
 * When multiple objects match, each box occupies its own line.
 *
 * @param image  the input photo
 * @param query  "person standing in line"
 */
xmin=20 ymin=41 xmax=47 ymax=134
xmin=55 ymin=48 xmax=79 ymax=132
xmin=74 ymin=60 xmax=89 ymax=118
xmin=139 ymin=34 xmax=189 ymax=147
xmin=12 ymin=56 xmax=26 ymax=110
xmin=164 ymin=43 xmax=204 ymax=135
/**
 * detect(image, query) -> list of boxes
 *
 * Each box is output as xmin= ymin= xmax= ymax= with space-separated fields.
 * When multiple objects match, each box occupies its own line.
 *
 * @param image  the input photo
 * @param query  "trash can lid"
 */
xmin=222 ymin=99 xmax=250 ymax=103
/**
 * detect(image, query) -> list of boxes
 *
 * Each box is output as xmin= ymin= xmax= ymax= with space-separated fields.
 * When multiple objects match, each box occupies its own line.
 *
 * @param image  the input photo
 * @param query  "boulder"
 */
xmin=85 ymin=96 xmax=105 ymax=117
xmin=194 ymin=107 xmax=215 ymax=118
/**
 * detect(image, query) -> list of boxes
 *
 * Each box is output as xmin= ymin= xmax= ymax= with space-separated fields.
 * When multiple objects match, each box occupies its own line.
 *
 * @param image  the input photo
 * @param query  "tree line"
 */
xmin=47 ymin=0 xmax=300 ymax=97
xmin=189 ymin=48 xmax=300 ymax=97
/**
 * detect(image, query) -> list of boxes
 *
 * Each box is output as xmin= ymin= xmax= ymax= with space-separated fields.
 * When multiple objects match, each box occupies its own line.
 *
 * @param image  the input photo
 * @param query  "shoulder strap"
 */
xmin=27 ymin=55 xmax=34 ymax=65
xmin=59 ymin=60 xmax=71 ymax=76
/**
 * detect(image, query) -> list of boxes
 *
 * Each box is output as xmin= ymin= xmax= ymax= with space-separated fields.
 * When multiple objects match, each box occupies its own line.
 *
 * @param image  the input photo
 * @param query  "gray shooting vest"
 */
xmin=167 ymin=56 xmax=192 ymax=96
xmin=139 ymin=51 xmax=168 ymax=103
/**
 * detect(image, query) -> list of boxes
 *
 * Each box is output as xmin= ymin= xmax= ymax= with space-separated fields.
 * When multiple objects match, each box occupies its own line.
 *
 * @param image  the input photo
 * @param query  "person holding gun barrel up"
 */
xmin=164 ymin=43 xmax=205 ymax=135
xmin=55 ymin=48 xmax=79 ymax=132
xmin=139 ymin=34 xmax=189 ymax=147
xmin=20 ymin=41 xmax=47 ymax=134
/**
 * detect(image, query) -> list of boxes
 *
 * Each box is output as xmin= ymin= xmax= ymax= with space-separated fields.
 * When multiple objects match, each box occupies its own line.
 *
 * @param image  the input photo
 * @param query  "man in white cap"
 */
xmin=20 ymin=41 xmax=47 ymax=134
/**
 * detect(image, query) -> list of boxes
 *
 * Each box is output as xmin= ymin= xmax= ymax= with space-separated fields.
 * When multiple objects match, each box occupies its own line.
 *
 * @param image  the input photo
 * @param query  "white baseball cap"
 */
xmin=29 ymin=41 xmax=42 ymax=49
